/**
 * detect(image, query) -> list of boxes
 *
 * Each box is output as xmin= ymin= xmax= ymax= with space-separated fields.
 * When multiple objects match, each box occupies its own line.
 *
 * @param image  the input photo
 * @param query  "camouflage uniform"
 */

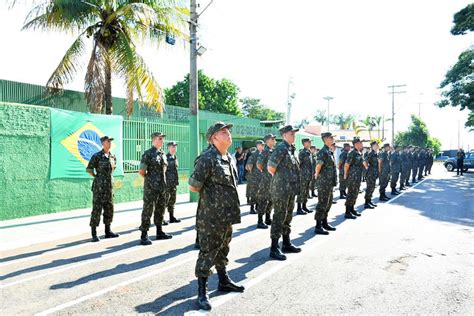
xmin=378 ymin=150 xmax=391 ymax=195
xmin=256 ymin=146 xmax=273 ymax=215
xmin=426 ymin=151 xmax=434 ymax=174
xmin=345 ymin=149 xmax=364 ymax=207
xmin=165 ymin=152 xmax=179 ymax=216
xmin=309 ymin=151 xmax=317 ymax=193
xmin=400 ymin=150 xmax=410 ymax=188
xmin=245 ymin=150 xmax=262 ymax=204
xmin=139 ymin=147 xmax=168 ymax=232
xmin=189 ymin=145 xmax=241 ymax=278
xmin=297 ymin=147 xmax=313 ymax=204
xmin=364 ymin=149 xmax=378 ymax=201
xmin=269 ymin=141 xmax=300 ymax=239
xmin=412 ymin=150 xmax=419 ymax=181
xmin=418 ymin=150 xmax=426 ymax=179
xmin=86 ymin=150 xmax=116 ymax=227
xmin=390 ymin=150 xmax=402 ymax=191
xmin=338 ymin=150 xmax=349 ymax=193
xmin=314 ymin=145 xmax=337 ymax=221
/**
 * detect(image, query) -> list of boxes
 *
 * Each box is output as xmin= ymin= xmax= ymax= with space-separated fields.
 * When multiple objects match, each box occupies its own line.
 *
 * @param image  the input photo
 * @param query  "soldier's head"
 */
xmin=167 ymin=141 xmax=178 ymax=155
xmin=256 ymin=140 xmax=265 ymax=152
xmin=370 ymin=140 xmax=379 ymax=151
xmin=321 ymin=132 xmax=335 ymax=147
xmin=302 ymin=138 xmax=311 ymax=149
xmin=394 ymin=145 xmax=401 ymax=152
xmin=279 ymin=125 xmax=299 ymax=145
xmin=100 ymin=136 xmax=113 ymax=152
xmin=383 ymin=143 xmax=390 ymax=152
xmin=151 ymin=132 xmax=165 ymax=149
xmin=352 ymin=137 xmax=363 ymax=151
xmin=343 ymin=143 xmax=350 ymax=152
xmin=263 ymin=134 xmax=276 ymax=148
xmin=310 ymin=145 xmax=317 ymax=153
xmin=236 ymin=147 xmax=242 ymax=153
xmin=206 ymin=122 xmax=233 ymax=150
xmin=409 ymin=145 xmax=414 ymax=152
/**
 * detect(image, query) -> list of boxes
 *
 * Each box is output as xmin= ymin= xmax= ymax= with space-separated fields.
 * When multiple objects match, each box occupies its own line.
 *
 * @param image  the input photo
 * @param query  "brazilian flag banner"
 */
xmin=50 ymin=108 xmax=124 ymax=179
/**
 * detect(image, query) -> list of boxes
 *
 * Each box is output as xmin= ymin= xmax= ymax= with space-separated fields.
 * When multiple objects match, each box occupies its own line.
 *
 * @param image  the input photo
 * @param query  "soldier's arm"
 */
xmin=138 ymin=152 xmax=148 ymax=177
xmin=86 ymin=154 xmax=98 ymax=177
xmin=245 ymin=156 xmax=254 ymax=172
xmin=314 ymin=151 xmax=325 ymax=178
xmin=344 ymin=162 xmax=350 ymax=179
xmin=267 ymin=147 xmax=283 ymax=176
xmin=189 ymin=156 xmax=211 ymax=192
xmin=256 ymin=152 xmax=264 ymax=172
xmin=378 ymin=158 xmax=383 ymax=174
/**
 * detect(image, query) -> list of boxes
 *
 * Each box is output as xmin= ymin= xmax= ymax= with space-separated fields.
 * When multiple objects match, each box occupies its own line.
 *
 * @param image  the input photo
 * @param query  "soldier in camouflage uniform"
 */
xmin=404 ymin=146 xmax=413 ymax=188
xmin=246 ymin=141 xmax=264 ymax=214
xmin=343 ymin=137 xmax=365 ymax=219
xmin=363 ymin=141 xmax=379 ymax=209
xmin=86 ymin=136 xmax=119 ymax=242
xmin=314 ymin=132 xmax=338 ymax=235
xmin=399 ymin=146 xmax=410 ymax=191
xmin=418 ymin=148 xmax=427 ymax=180
xmin=267 ymin=125 xmax=302 ymax=261
xmin=296 ymin=138 xmax=313 ymax=215
xmin=426 ymin=149 xmax=434 ymax=175
xmin=378 ymin=143 xmax=391 ymax=201
xmin=256 ymin=134 xmax=276 ymax=229
xmin=338 ymin=143 xmax=351 ymax=199
xmin=412 ymin=147 xmax=420 ymax=183
xmin=165 ymin=141 xmax=181 ymax=224
xmin=139 ymin=132 xmax=172 ymax=246
xmin=189 ymin=122 xmax=245 ymax=311
xmin=309 ymin=146 xmax=318 ymax=198
xmin=390 ymin=145 xmax=402 ymax=195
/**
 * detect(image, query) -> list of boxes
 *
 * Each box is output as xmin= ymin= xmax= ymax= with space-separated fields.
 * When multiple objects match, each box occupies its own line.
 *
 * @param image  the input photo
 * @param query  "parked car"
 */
xmin=435 ymin=155 xmax=450 ymax=162
xmin=444 ymin=152 xmax=474 ymax=172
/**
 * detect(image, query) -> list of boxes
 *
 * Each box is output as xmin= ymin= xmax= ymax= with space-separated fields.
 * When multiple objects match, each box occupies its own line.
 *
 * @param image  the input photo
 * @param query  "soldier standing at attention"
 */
xmin=314 ymin=132 xmax=338 ymax=235
xmin=389 ymin=145 xmax=402 ymax=195
xmin=338 ymin=143 xmax=351 ymax=199
xmin=343 ymin=137 xmax=365 ymax=219
xmin=378 ymin=143 xmax=391 ymax=201
xmin=256 ymin=134 xmax=276 ymax=229
xmin=165 ymin=141 xmax=181 ymax=224
xmin=267 ymin=125 xmax=302 ymax=261
xmin=412 ymin=147 xmax=420 ymax=183
xmin=363 ymin=141 xmax=379 ymax=209
xmin=399 ymin=146 xmax=408 ymax=191
xmin=86 ymin=136 xmax=119 ymax=242
xmin=309 ymin=146 xmax=318 ymax=198
xmin=404 ymin=146 xmax=413 ymax=187
xmin=189 ymin=122 xmax=245 ymax=311
xmin=426 ymin=149 xmax=434 ymax=175
xmin=296 ymin=138 xmax=313 ymax=215
xmin=139 ymin=132 xmax=172 ymax=246
xmin=246 ymin=142 xmax=264 ymax=214
xmin=418 ymin=148 xmax=426 ymax=180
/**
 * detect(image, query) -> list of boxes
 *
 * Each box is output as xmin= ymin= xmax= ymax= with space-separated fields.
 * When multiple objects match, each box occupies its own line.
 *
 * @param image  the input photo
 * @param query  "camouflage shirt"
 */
xmin=189 ymin=145 xmax=241 ymax=227
xmin=86 ymin=150 xmax=116 ymax=192
xmin=390 ymin=151 xmax=402 ymax=173
xmin=256 ymin=146 xmax=273 ymax=192
xmin=268 ymin=141 xmax=300 ymax=196
xmin=378 ymin=151 xmax=390 ymax=175
xmin=298 ymin=148 xmax=313 ymax=181
xmin=346 ymin=149 xmax=364 ymax=182
xmin=364 ymin=149 xmax=378 ymax=177
xmin=140 ymin=147 xmax=167 ymax=190
xmin=316 ymin=145 xmax=337 ymax=188
xmin=400 ymin=151 xmax=410 ymax=168
xmin=246 ymin=151 xmax=262 ymax=182
xmin=339 ymin=150 xmax=348 ymax=173
xmin=165 ymin=153 xmax=179 ymax=188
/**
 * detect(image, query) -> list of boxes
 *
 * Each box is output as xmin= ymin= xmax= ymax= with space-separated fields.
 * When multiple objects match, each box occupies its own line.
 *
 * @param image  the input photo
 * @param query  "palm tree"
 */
xmin=19 ymin=0 xmax=188 ymax=115
xmin=313 ymin=109 xmax=328 ymax=126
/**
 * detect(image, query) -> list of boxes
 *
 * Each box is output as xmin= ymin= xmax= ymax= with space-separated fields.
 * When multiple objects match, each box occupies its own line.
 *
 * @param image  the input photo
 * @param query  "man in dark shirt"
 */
xmin=234 ymin=147 xmax=245 ymax=184
xmin=456 ymin=148 xmax=466 ymax=176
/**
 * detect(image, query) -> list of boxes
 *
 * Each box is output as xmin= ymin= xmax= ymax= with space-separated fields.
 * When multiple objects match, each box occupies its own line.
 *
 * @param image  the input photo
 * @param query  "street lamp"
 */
xmin=323 ymin=96 xmax=333 ymax=132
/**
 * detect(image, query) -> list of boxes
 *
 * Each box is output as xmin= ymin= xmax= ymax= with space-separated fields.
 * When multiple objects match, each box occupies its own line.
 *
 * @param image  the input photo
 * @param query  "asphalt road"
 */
xmin=1 ymin=165 xmax=472 ymax=315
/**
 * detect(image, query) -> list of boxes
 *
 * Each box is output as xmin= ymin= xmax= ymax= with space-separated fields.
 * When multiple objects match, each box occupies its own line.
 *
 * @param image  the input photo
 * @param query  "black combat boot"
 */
xmin=169 ymin=210 xmax=181 ymax=223
xmin=91 ymin=227 xmax=100 ymax=242
xmin=217 ymin=269 xmax=245 ymax=292
xmin=156 ymin=226 xmax=172 ymax=240
xmin=350 ymin=206 xmax=361 ymax=216
xmin=302 ymin=203 xmax=312 ymax=213
xmin=369 ymin=200 xmax=377 ymax=207
xmin=364 ymin=199 xmax=374 ymax=209
xmin=282 ymin=235 xmax=302 ymax=253
xmin=250 ymin=204 xmax=256 ymax=214
xmin=270 ymin=238 xmax=287 ymax=261
xmin=104 ymin=224 xmax=119 ymax=238
xmin=339 ymin=190 xmax=346 ymax=199
xmin=322 ymin=218 xmax=336 ymax=231
xmin=296 ymin=203 xmax=307 ymax=215
xmin=314 ymin=220 xmax=329 ymax=235
xmin=383 ymin=191 xmax=391 ymax=200
xmin=257 ymin=214 xmax=268 ymax=229
xmin=162 ymin=220 xmax=169 ymax=226
xmin=344 ymin=205 xmax=357 ymax=219
xmin=194 ymin=235 xmax=200 ymax=249
xmin=140 ymin=230 xmax=152 ymax=245
xmin=264 ymin=213 xmax=272 ymax=225
xmin=311 ymin=190 xmax=317 ymax=198
xmin=197 ymin=277 xmax=212 ymax=311
xmin=405 ymin=180 xmax=411 ymax=187
xmin=391 ymin=188 xmax=399 ymax=195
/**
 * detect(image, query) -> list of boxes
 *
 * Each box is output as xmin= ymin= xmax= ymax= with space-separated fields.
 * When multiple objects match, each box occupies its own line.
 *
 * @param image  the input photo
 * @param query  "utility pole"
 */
xmin=388 ymin=84 xmax=406 ymax=143
xmin=323 ymin=96 xmax=333 ymax=132
xmin=286 ymin=77 xmax=295 ymax=125
xmin=189 ymin=0 xmax=199 ymax=202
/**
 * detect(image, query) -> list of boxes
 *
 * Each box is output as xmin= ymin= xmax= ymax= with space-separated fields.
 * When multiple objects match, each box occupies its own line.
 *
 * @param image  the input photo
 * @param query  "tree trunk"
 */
xmin=104 ymin=58 xmax=113 ymax=115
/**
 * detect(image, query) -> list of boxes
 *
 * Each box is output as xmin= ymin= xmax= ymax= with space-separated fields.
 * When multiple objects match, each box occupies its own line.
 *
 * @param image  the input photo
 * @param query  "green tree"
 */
xmin=331 ymin=113 xmax=354 ymax=130
xmin=437 ymin=4 xmax=474 ymax=127
xmin=165 ymin=70 xmax=242 ymax=116
xmin=19 ymin=0 xmax=188 ymax=115
xmin=394 ymin=115 xmax=442 ymax=154
xmin=240 ymin=97 xmax=284 ymax=121
xmin=313 ymin=109 xmax=328 ymax=126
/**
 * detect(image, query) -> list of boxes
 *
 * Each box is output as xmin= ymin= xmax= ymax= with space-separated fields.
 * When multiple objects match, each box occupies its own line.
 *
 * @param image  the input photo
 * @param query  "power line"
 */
xmin=388 ymin=84 xmax=406 ymax=143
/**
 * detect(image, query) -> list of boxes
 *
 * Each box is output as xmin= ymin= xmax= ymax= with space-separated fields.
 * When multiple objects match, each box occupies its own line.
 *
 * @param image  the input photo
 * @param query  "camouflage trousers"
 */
xmin=140 ymin=188 xmax=166 ymax=232
xmin=195 ymin=224 xmax=232 ymax=278
xmin=270 ymin=195 xmax=295 ymax=239
xmin=165 ymin=186 xmax=177 ymax=213
xmin=418 ymin=165 xmax=425 ymax=179
xmin=412 ymin=166 xmax=418 ymax=181
xmin=379 ymin=172 xmax=390 ymax=193
xmin=314 ymin=185 xmax=334 ymax=221
xmin=310 ymin=177 xmax=317 ymax=191
xmin=90 ymin=190 xmax=114 ymax=227
xmin=338 ymin=169 xmax=347 ymax=192
xmin=390 ymin=171 xmax=400 ymax=189
xmin=257 ymin=197 xmax=272 ymax=215
xmin=297 ymin=177 xmax=311 ymax=204
xmin=345 ymin=177 xmax=361 ymax=207
xmin=401 ymin=166 xmax=411 ymax=185
xmin=364 ymin=174 xmax=377 ymax=200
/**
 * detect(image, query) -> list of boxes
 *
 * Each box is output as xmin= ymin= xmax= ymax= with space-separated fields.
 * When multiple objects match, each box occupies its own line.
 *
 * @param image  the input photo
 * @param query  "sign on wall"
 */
xmin=50 ymin=108 xmax=124 ymax=179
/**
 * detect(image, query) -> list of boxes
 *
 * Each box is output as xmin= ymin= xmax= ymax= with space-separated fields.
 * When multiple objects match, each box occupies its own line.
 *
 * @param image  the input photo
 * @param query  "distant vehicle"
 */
xmin=435 ymin=155 xmax=450 ymax=162
xmin=443 ymin=152 xmax=474 ymax=172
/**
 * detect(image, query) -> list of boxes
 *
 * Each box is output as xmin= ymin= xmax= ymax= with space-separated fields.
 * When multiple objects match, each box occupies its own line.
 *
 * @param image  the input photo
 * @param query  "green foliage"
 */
xmin=394 ymin=115 xmax=442 ymax=154
xmin=451 ymin=3 xmax=474 ymax=35
xmin=331 ymin=113 xmax=354 ymax=130
xmin=240 ymin=97 xmax=284 ymax=121
xmin=313 ymin=109 xmax=328 ymax=126
xmin=164 ymin=70 xmax=242 ymax=116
